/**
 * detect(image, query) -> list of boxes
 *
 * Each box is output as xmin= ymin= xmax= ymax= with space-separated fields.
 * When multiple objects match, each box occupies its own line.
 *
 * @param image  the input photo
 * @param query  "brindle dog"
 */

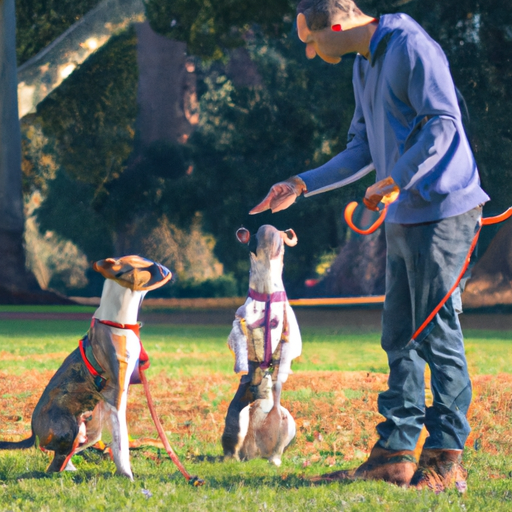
xmin=0 ymin=256 xmax=171 ymax=479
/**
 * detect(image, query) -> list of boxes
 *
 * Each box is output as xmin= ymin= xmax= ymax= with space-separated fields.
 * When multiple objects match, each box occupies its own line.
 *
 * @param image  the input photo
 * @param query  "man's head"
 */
xmin=296 ymin=0 xmax=375 ymax=63
xmin=296 ymin=0 xmax=363 ymax=32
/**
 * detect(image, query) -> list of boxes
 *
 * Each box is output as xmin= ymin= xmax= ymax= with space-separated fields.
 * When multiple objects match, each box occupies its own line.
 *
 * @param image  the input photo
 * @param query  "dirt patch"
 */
xmin=1 ymin=370 xmax=510 ymax=463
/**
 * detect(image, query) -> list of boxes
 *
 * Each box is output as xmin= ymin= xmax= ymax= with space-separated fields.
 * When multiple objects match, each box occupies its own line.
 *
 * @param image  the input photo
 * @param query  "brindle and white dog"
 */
xmin=222 ymin=225 xmax=302 ymax=464
xmin=0 ymin=256 xmax=171 ymax=479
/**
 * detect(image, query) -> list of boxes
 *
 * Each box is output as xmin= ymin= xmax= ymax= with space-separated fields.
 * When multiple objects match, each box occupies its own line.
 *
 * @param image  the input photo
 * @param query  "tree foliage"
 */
xmin=15 ymin=0 xmax=101 ymax=65
xmin=159 ymin=36 xmax=365 ymax=287
xmin=144 ymin=0 xmax=295 ymax=59
xmin=18 ymin=0 xmax=512 ymax=292
xmin=33 ymin=28 xmax=139 ymax=261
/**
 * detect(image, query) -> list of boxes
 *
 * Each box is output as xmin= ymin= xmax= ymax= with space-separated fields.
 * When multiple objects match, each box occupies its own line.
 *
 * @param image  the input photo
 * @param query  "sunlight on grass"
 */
xmin=0 ymin=320 xmax=510 ymax=376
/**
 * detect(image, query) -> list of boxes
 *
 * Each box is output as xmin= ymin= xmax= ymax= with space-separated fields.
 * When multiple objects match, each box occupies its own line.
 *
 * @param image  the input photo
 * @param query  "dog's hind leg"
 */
xmin=222 ymin=365 xmax=261 ymax=459
xmin=41 ymin=413 xmax=81 ymax=473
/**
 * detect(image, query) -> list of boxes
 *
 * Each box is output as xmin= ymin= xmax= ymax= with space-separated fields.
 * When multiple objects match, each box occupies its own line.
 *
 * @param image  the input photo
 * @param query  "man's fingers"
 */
xmin=250 ymin=179 xmax=304 ymax=215
xmin=362 ymin=196 xmax=381 ymax=211
xmin=269 ymin=193 xmax=298 ymax=213
xmin=249 ymin=191 xmax=276 ymax=214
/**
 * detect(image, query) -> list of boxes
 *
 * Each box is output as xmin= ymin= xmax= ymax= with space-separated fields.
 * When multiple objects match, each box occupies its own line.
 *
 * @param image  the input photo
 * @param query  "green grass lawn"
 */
xmin=0 ymin=312 xmax=511 ymax=511
xmin=0 ymin=318 xmax=509 ymax=376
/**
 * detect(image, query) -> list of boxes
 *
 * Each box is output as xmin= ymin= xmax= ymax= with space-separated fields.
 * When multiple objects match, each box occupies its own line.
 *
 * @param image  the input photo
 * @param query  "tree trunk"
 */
xmin=0 ymin=0 xmax=38 ymax=293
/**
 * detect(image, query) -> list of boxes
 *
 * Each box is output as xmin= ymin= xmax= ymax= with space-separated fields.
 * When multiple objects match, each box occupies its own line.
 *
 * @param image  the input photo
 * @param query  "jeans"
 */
xmin=377 ymin=207 xmax=482 ymax=452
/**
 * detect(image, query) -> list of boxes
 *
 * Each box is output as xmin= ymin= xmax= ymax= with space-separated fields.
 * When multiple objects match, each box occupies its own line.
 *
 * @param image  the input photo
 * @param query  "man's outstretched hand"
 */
xmin=363 ymin=176 xmax=400 ymax=211
xmin=249 ymin=176 xmax=307 ymax=214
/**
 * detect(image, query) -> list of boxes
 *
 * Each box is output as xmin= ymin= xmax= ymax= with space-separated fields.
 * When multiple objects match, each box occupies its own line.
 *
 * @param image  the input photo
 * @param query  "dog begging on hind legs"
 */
xmin=0 ymin=256 xmax=171 ymax=479
xmin=222 ymin=225 xmax=302 ymax=465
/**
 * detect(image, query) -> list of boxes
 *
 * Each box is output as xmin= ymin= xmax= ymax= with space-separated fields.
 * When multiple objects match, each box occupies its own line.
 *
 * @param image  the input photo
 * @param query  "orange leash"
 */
xmin=344 ymin=202 xmax=512 ymax=344
xmin=409 ymin=207 xmax=512 ymax=343
xmin=481 ymin=206 xmax=512 ymax=225
xmin=344 ymin=201 xmax=388 ymax=235
xmin=139 ymin=368 xmax=205 ymax=486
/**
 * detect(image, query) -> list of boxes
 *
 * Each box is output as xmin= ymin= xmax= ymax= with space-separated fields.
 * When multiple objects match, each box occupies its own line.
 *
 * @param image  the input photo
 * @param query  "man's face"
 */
xmin=297 ymin=13 xmax=343 ymax=64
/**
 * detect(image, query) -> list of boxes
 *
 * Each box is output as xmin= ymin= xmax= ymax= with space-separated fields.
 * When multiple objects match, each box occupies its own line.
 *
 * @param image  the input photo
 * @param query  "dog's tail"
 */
xmin=0 ymin=433 xmax=36 ymax=450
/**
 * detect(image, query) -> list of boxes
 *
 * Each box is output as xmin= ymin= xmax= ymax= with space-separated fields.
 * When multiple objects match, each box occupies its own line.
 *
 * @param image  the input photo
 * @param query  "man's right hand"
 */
xmin=249 ymin=176 xmax=307 ymax=214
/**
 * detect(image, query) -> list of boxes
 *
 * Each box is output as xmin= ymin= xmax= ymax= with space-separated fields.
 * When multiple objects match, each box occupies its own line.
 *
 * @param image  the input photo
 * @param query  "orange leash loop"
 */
xmin=481 ymin=206 xmax=512 ymax=225
xmin=408 ymin=224 xmax=482 ymax=344
xmin=139 ymin=368 xmax=205 ymax=486
xmin=344 ymin=201 xmax=387 ymax=235
xmin=407 ymin=206 xmax=512 ymax=345
xmin=344 ymin=202 xmax=512 ymax=346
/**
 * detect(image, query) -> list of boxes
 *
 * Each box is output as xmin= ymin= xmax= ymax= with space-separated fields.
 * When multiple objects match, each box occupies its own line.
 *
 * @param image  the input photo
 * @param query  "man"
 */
xmin=250 ymin=0 xmax=489 ymax=491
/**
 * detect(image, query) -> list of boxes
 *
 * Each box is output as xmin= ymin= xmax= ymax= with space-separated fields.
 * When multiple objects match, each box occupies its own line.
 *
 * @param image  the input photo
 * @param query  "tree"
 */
xmin=23 ymin=0 xmax=512 ymax=297
xmin=145 ymin=0 xmax=295 ymax=59
xmin=0 ymin=0 xmax=38 ymax=295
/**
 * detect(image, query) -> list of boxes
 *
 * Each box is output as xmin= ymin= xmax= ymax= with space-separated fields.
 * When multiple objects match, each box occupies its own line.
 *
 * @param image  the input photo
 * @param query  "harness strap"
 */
xmin=247 ymin=288 xmax=288 ymax=369
xmin=248 ymin=289 xmax=287 ymax=303
xmin=94 ymin=318 xmax=150 ymax=370
xmin=79 ymin=334 xmax=107 ymax=391
xmin=79 ymin=318 xmax=151 ymax=390
xmin=95 ymin=318 xmax=140 ymax=337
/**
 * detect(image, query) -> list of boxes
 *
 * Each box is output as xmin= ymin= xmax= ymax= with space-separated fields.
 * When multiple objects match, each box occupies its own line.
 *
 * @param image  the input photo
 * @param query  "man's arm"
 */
xmin=299 ymin=76 xmax=373 ymax=195
xmin=250 ymin=64 xmax=373 ymax=214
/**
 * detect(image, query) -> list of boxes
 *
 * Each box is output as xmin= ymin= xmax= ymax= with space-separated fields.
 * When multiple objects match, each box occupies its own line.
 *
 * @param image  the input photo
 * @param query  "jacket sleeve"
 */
xmin=298 ymin=59 xmax=374 ymax=196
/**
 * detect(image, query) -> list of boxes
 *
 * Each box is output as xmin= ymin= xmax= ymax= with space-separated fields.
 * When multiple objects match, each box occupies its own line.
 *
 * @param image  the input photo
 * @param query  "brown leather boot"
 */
xmin=410 ymin=449 xmax=467 ymax=493
xmin=311 ymin=445 xmax=417 ymax=486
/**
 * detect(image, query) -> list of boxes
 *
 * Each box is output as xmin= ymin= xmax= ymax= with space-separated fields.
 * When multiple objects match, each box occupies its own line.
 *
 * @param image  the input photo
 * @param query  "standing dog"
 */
xmin=222 ymin=225 xmax=302 ymax=463
xmin=0 ymin=255 xmax=171 ymax=479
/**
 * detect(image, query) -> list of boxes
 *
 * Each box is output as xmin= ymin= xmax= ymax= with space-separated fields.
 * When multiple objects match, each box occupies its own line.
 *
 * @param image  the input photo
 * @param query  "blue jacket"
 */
xmin=299 ymin=13 xmax=489 ymax=224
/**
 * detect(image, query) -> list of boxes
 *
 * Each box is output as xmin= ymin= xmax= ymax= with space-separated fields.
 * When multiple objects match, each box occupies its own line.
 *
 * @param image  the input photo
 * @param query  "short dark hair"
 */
xmin=296 ymin=0 xmax=363 ymax=31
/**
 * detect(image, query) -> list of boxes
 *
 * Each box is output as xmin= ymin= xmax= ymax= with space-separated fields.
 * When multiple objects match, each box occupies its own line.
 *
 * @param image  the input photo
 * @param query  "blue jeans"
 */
xmin=377 ymin=207 xmax=482 ymax=452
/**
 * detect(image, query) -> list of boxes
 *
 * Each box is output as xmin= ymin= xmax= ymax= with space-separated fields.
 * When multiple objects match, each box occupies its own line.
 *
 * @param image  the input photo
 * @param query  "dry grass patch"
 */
xmin=2 ymin=369 xmax=511 ymax=464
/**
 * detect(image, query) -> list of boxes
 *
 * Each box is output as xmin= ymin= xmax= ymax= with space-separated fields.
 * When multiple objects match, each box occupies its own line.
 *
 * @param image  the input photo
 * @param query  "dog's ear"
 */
xmin=93 ymin=255 xmax=172 ymax=291
xmin=282 ymin=229 xmax=298 ymax=247
xmin=236 ymin=227 xmax=251 ymax=244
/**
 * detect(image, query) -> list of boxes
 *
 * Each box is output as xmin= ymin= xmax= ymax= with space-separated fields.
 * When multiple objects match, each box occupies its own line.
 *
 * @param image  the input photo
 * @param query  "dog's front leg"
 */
xmin=104 ymin=401 xmax=133 ymax=480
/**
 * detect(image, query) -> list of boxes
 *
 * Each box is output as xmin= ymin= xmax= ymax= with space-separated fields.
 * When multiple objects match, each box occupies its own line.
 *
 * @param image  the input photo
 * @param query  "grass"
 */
xmin=0 ymin=310 xmax=511 ymax=510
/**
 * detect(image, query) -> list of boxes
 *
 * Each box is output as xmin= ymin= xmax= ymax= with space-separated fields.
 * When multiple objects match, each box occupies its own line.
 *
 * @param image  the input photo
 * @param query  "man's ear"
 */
xmin=297 ymin=13 xmax=311 ymax=43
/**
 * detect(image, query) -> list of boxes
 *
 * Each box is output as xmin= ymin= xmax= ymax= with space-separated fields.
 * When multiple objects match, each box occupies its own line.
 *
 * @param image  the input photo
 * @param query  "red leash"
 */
xmin=139 ymin=368 xmax=205 ymax=486
xmin=344 ymin=202 xmax=512 ymax=344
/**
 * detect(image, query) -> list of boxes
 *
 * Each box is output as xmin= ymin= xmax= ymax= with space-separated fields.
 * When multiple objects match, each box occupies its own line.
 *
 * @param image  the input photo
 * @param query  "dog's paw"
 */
xmin=114 ymin=469 xmax=134 ymax=481
xmin=64 ymin=460 xmax=77 ymax=471
xmin=268 ymin=456 xmax=282 ymax=467
xmin=222 ymin=453 xmax=240 ymax=462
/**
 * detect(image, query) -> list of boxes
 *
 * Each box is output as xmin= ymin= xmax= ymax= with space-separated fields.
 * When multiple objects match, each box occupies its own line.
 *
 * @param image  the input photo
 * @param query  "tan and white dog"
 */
xmin=0 ymin=255 xmax=171 ymax=479
xmin=222 ymin=225 xmax=302 ymax=463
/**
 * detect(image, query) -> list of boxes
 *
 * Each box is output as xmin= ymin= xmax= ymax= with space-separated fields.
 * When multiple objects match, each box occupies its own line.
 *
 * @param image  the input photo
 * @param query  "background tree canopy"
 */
xmin=17 ymin=0 xmax=512 ymax=295
xmin=16 ymin=0 xmax=101 ymax=65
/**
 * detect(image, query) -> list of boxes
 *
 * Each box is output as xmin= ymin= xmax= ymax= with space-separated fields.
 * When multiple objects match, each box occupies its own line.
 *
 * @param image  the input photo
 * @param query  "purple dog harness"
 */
xmin=247 ymin=288 xmax=288 ymax=370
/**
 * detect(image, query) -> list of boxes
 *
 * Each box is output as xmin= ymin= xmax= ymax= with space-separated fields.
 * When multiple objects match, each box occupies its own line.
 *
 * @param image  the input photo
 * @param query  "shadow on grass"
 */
xmin=165 ymin=472 xmax=359 ymax=490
